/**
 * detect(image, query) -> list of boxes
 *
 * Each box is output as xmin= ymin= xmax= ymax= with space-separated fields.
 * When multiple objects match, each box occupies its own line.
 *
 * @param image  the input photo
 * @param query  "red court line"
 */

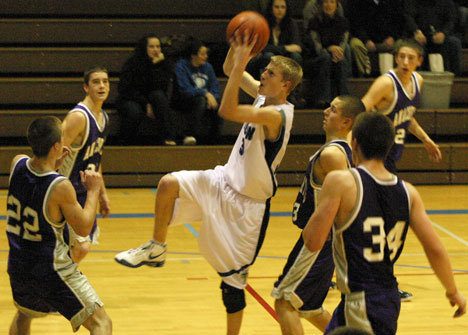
xmin=246 ymin=284 xmax=279 ymax=322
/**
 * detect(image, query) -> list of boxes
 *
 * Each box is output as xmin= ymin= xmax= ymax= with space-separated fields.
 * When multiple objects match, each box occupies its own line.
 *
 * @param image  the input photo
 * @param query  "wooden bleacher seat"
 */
xmin=2 ymin=0 xmax=306 ymax=18
xmin=1 ymin=108 xmax=466 ymax=139
xmin=0 ymin=47 xmax=131 ymax=74
xmin=2 ymin=77 xmax=468 ymax=106
xmin=0 ymin=144 xmax=466 ymax=189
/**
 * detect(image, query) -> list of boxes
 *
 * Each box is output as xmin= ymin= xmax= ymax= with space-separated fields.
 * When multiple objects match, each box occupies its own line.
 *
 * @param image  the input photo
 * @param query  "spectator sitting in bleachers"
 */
xmin=346 ymin=0 xmax=405 ymax=77
xmin=116 ymin=34 xmax=181 ymax=145
xmin=454 ymin=0 xmax=468 ymax=43
xmin=302 ymin=0 xmax=351 ymax=108
xmin=247 ymin=0 xmax=302 ymax=79
xmin=403 ymin=0 xmax=462 ymax=76
xmin=172 ymin=39 xmax=221 ymax=145
xmin=302 ymin=0 xmax=344 ymax=29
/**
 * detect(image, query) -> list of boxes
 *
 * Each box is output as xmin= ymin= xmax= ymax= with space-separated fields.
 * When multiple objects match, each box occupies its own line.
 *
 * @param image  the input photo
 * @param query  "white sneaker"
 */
xmin=183 ymin=136 xmax=197 ymax=145
xmin=115 ymin=240 xmax=166 ymax=268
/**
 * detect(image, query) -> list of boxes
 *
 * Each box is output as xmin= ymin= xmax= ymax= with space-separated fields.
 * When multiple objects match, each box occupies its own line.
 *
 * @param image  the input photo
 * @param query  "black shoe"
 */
xmin=399 ymin=289 xmax=413 ymax=302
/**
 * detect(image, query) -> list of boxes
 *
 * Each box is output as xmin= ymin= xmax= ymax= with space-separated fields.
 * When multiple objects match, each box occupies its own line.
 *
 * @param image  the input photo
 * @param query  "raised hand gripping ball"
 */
xmin=226 ymin=11 xmax=270 ymax=55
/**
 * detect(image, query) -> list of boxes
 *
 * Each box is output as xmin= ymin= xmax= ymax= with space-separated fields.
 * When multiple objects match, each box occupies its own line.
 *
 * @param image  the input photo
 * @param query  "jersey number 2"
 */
xmin=6 ymin=195 xmax=42 ymax=242
xmin=363 ymin=217 xmax=404 ymax=262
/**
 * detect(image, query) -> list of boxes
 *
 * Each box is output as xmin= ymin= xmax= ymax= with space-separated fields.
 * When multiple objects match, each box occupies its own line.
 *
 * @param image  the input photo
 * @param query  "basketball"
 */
xmin=226 ymin=11 xmax=270 ymax=55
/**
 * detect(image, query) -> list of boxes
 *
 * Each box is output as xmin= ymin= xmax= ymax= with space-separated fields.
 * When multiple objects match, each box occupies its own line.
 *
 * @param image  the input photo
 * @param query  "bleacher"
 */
xmin=0 ymin=0 xmax=467 ymax=188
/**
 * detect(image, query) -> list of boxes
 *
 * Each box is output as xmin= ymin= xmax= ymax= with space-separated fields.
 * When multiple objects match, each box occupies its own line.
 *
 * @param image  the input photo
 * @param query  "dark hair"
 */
xmin=336 ymin=95 xmax=365 ymax=120
xmin=265 ymin=0 xmax=293 ymax=31
xmin=27 ymin=116 xmax=62 ymax=158
xmin=83 ymin=66 xmax=109 ymax=84
xmin=352 ymin=112 xmax=394 ymax=160
xmin=328 ymin=326 xmax=372 ymax=335
xmin=394 ymin=38 xmax=424 ymax=57
xmin=134 ymin=34 xmax=160 ymax=60
xmin=185 ymin=38 xmax=206 ymax=58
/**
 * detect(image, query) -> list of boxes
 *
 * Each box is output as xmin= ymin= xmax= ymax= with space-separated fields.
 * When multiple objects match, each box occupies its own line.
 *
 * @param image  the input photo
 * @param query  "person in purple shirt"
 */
xmin=59 ymin=66 xmax=111 ymax=263
xmin=362 ymin=39 xmax=441 ymax=175
xmin=303 ymin=112 xmax=466 ymax=334
xmin=361 ymin=39 xmax=442 ymax=301
xmin=6 ymin=116 xmax=112 ymax=334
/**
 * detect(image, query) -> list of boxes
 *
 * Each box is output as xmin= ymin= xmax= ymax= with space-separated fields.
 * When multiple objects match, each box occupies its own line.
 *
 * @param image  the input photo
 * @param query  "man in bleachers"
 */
xmin=346 ymin=0 xmax=405 ymax=77
xmin=403 ymin=0 xmax=462 ymax=75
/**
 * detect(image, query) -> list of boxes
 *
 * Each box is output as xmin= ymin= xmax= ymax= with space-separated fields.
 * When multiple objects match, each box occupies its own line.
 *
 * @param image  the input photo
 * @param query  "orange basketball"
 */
xmin=226 ymin=11 xmax=270 ymax=55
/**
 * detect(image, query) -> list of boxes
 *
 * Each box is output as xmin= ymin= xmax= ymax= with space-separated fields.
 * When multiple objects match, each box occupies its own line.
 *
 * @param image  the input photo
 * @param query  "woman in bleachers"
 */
xmin=116 ymin=34 xmax=180 ymax=145
xmin=247 ymin=0 xmax=302 ymax=79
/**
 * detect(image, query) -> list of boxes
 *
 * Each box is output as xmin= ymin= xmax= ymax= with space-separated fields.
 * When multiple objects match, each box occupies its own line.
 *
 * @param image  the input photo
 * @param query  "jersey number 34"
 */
xmin=363 ymin=217 xmax=405 ymax=262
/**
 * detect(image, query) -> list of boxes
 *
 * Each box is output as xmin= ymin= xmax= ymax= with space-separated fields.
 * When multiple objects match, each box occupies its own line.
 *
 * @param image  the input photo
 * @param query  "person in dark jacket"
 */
xmin=117 ymin=34 xmax=180 ymax=145
xmin=403 ymin=0 xmax=462 ymax=75
xmin=347 ymin=0 xmax=405 ymax=77
xmin=248 ymin=0 xmax=303 ymax=79
xmin=302 ymin=0 xmax=351 ymax=107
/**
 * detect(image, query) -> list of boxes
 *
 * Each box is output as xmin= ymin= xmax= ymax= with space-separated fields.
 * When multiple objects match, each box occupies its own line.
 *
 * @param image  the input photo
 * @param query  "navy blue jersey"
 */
xmin=333 ymin=167 xmax=411 ymax=293
xmin=6 ymin=157 xmax=72 ymax=276
xmin=59 ymin=103 xmax=108 ymax=195
xmin=292 ymin=140 xmax=352 ymax=229
xmin=382 ymin=70 xmax=420 ymax=172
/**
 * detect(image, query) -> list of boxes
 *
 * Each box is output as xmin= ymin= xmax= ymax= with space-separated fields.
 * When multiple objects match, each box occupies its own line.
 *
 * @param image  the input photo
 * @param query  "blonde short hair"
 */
xmin=270 ymin=55 xmax=303 ymax=93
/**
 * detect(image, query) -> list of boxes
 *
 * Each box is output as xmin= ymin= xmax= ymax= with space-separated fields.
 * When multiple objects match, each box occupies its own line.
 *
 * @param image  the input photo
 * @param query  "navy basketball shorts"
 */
xmin=326 ymin=289 xmax=400 ymax=335
xmin=272 ymin=236 xmax=334 ymax=316
xmin=9 ymin=268 xmax=103 ymax=331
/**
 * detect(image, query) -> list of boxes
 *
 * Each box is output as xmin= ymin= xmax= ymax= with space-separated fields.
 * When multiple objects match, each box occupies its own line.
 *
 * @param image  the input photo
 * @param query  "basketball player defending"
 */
xmin=59 ymin=66 xmax=111 ymax=263
xmin=115 ymin=32 xmax=302 ymax=334
xmin=362 ymin=39 xmax=442 ymax=301
xmin=7 ymin=116 xmax=112 ymax=334
xmin=273 ymin=95 xmax=364 ymax=335
xmin=303 ymin=112 xmax=465 ymax=334
xmin=361 ymin=39 xmax=441 ymax=175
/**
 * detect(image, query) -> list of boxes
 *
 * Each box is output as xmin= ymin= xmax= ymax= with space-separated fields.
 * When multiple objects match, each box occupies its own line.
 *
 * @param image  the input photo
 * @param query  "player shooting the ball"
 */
xmin=115 ymin=15 xmax=302 ymax=335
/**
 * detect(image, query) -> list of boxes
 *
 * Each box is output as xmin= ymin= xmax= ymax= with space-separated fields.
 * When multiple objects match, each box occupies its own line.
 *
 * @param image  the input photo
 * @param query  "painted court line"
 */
xmin=431 ymin=221 xmax=468 ymax=247
xmin=245 ymin=284 xmax=279 ymax=322
xmin=2 ymin=208 xmax=467 ymax=221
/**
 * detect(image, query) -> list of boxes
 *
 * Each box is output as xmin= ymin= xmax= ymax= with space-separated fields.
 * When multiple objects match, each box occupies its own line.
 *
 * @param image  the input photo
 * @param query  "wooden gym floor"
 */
xmin=0 ymin=185 xmax=467 ymax=334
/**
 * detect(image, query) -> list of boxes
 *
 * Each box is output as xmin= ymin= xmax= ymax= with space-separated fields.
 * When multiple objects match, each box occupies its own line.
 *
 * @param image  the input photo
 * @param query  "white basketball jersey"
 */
xmin=223 ymin=95 xmax=294 ymax=200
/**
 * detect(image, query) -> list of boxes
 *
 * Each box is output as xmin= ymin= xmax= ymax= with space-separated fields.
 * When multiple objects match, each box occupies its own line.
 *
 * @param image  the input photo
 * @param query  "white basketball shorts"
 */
xmin=171 ymin=166 xmax=269 ymax=289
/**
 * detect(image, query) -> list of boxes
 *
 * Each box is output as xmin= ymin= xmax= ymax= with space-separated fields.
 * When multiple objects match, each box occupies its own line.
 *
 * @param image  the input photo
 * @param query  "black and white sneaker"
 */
xmin=115 ymin=240 xmax=166 ymax=268
xmin=399 ymin=289 xmax=413 ymax=302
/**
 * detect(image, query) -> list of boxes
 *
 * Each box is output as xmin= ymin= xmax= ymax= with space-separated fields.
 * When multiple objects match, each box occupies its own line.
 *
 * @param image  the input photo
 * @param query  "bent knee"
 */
xmin=221 ymin=282 xmax=246 ymax=314
xmin=84 ymin=308 xmax=112 ymax=333
xmin=275 ymin=298 xmax=295 ymax=313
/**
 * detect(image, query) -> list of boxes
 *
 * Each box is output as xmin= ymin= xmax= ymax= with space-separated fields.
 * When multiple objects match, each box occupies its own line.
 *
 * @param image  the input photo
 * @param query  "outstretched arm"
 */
xmin=408 ymin=117 xmax=442 ymax=162
xmin=407 ymin=182 xmax=466 ymax=318
xmin=219 ymin=33 xmax=283 ymax=138
xmin=223 ymin=46 xmax=260 ymax=98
